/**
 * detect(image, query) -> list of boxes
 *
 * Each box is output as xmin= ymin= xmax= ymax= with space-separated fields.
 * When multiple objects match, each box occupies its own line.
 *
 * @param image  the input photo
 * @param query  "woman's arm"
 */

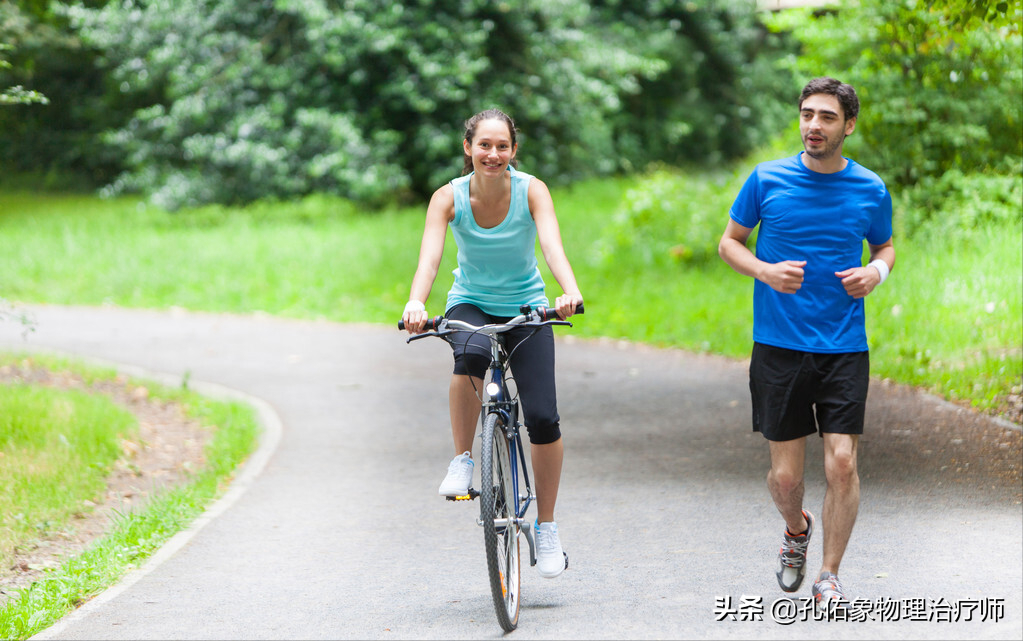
xmin=404 ymin=184 xmax=455 ymax=333
xmin=529 ymin=178 xmax=583 ymax=318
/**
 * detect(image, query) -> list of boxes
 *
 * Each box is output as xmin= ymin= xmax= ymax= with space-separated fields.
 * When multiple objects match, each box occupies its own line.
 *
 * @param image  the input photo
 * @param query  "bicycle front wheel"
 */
xmin=479 ymin=411 xmax=521 ymax=632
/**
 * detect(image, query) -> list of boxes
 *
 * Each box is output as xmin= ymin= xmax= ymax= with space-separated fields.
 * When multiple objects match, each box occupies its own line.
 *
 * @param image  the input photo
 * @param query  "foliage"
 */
xmin=0 ymin=1 xmax=112 ymax=183
xmin=589 ymin=0 xmax=797 ymax=170
xmin=601 ymin=165 xmax=741 ymax=267
xmin=937 ymin=0 xmax=1021 ymax=30
xmin=0 ymin=0 xmax=797 ymax=208
xmin=766 ymin=0 xmax=1023 ymax=189
xmin=895 ymin=163 xmax=1023 ymax=239
xmin=597 ymin=136 xmax=794 ymax=268
xmin=0 ymin=81 xmax=46 ymax=105
xmin=0 ymin=40 xmax=47 ymax=105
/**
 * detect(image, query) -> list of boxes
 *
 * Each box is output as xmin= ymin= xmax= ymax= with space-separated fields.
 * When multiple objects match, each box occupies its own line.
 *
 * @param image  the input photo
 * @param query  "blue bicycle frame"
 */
xmin=483 ymin=335 xmax=536 ymax=564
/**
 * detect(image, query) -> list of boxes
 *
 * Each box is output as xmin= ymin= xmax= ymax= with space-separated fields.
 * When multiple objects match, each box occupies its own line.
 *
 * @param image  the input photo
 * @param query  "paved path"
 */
xmin=2 ymin=304 xmax=1020 ymax=640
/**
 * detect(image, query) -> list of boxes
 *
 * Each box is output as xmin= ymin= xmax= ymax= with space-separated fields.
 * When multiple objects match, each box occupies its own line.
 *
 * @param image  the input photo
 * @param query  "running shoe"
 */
xmin=438 ymin=451 xmax=473 ymax=496
xmin=776 ymin=509 xmax=814 ymax=592
xmin=812 ymin=571 xmax=849 ymax=610
xmin=535 ymin=520 xmax=568 ymax=578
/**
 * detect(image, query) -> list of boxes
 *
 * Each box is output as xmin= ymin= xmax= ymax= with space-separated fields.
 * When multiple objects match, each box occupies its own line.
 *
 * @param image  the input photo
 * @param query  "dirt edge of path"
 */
xmin=0 ymin=360 xmax=211 ymax=608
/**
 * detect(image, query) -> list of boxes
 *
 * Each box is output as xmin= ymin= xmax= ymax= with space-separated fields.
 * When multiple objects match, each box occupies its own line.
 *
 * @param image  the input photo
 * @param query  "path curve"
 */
xmin=1 ymin=304 xmax=1019 ymax=640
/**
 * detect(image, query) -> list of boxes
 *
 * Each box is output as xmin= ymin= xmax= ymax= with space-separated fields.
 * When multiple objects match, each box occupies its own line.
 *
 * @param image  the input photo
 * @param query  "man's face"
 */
xmin=799 ymin=94 xmax=856 ymax=160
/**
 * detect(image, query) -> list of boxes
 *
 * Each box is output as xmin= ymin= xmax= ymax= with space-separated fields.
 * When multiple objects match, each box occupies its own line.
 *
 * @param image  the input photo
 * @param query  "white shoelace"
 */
xmin=535 ymin=525 xmax=560 ymax=553
xmin=780 ymin=533 xmax=809 ymax=568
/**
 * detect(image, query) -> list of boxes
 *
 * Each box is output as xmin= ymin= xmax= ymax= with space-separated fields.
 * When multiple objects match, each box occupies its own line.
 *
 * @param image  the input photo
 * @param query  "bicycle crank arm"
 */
xmin=523 ymin=520 xmax=537 ymax=567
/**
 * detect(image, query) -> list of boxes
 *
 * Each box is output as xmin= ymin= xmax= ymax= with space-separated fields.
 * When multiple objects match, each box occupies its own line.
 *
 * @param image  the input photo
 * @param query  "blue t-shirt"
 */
xmin=729 ymin=153 xmax=893 ymax=353
xmin=445 ymin=166 xmax=549 ymax=317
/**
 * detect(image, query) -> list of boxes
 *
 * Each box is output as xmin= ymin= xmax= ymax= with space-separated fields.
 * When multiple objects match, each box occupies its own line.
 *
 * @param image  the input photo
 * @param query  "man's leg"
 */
xmin=767 ymin=437 xmax=809 ymax=533
xmin=819 ymin=433 xmax=859 ymax=575
xmin=768 ymin=436 xmax=815 ymax=592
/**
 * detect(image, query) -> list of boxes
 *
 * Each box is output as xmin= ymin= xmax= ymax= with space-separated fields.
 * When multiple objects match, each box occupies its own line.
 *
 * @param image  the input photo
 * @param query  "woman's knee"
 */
xmin=525 ymin=420 xmax=562 ymax=445
xmin=457 ymin=350 xmax=490 ymax=379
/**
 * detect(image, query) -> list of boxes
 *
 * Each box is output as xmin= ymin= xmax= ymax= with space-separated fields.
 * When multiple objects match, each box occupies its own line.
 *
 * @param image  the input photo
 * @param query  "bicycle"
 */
xmin=398 ymin=303 xmax=583 ymax=631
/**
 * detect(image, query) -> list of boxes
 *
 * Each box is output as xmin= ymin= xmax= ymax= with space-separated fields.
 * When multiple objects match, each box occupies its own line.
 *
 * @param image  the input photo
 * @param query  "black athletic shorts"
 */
xmin=748 ymin=342 xmax=869 ymax=442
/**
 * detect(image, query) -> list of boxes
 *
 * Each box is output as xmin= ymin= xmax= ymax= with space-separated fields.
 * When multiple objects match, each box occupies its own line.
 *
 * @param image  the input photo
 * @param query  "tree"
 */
xmin=1 ymin=0 xmax=795 ymax=208
xmin=0 ymin=43 xmax=46 ymax=105
xmin=767 ymin=0 xmax=1023 ymax=187
xmin=0 ymin=1 xmax=116 ymax=185
xmin=590 ymin=0 xmax=797 ymax=170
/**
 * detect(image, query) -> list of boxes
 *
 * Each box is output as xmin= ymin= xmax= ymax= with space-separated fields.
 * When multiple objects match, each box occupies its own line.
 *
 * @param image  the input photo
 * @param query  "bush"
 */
xmin=26 ymin=0 xmax=796 ymax=209
xmin=895 ymin=165 xmax=1023 ymax=240
xmin=599 ymin=164 xmax=744 ymax=268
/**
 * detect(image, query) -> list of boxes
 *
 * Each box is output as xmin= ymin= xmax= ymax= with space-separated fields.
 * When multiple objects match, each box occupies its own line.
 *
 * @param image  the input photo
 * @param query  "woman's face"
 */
xmin=464 ymin=118 xmax=516 ymax=176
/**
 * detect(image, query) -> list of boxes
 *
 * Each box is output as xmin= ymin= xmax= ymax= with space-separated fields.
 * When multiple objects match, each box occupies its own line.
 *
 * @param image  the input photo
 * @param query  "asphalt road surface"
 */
xmin=2 ymin=304 xmax=1020 ymax=640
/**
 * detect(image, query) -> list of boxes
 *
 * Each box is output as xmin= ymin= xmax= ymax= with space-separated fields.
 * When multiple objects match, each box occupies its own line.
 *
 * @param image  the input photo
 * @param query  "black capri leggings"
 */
xmin=446 ymin=303 xmax=561 ymax=445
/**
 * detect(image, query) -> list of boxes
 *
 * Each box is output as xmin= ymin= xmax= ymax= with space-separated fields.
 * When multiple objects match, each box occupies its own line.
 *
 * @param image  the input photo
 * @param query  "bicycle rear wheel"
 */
xmin=479 ymin=411 xmax=521 ymax=631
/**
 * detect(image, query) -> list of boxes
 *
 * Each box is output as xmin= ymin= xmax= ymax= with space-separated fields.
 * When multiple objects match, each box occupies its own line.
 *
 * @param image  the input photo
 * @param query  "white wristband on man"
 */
xmin=868 ymin=259 xmax=889 ymax=285
xmin=404 ymin=300 xmax=426 ymax=315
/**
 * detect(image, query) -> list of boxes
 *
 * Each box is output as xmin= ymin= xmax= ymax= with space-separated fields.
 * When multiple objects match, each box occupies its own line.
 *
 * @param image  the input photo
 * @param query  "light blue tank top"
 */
xmin=445 ymin=166 xmax=549 ymax=317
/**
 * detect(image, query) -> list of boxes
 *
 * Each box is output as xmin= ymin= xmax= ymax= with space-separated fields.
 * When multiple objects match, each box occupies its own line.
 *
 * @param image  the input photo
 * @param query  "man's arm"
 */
xmin=834 ymin=238 xmax=895 ymax=299
xmin=718 ymin=219 xmax=807 ymax=294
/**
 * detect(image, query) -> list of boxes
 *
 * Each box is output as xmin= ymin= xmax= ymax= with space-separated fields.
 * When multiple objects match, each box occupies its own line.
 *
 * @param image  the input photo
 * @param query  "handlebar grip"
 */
xmin=535 ymin=302 xmax=585 ymax=321
xmin=398 ymin=315 xmax=445 ymax=331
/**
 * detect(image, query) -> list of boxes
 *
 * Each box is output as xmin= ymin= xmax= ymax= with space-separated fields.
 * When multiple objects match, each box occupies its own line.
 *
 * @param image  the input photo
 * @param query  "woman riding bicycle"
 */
xmin=401 ymin=108 xmax=583 ymax=579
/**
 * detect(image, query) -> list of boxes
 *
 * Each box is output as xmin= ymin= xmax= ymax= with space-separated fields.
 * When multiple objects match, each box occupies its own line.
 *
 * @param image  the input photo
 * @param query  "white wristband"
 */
xmin=403 ymin=300 xmax=426 ymax=315
xmin=868 ymin=259 xmax=889 ymax=285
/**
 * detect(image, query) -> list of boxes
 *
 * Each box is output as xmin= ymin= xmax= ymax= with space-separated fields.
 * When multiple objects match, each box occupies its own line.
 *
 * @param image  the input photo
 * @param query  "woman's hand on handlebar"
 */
xmin=553 ymin=293 xmax=584 ymax=320
xmin=402 ymin=300 xmax=429 ymax=334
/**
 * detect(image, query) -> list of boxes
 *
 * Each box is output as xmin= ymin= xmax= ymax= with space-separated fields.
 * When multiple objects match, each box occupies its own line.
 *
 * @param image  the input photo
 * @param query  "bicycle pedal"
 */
xmin=445 ymin=488 xmax=478 ymax=501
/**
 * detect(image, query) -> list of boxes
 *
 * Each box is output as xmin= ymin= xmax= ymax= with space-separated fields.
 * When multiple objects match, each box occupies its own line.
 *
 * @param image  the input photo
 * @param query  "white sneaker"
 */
xmin=535 ymin=520 xmax=568 ymax=578
xmin=438 ymin=451 xmax=473 ymax=496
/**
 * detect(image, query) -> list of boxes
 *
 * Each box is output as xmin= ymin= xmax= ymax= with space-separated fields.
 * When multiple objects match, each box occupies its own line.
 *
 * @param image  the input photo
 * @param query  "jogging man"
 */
xmin=718 ymin=77 xmax=895 ymax=607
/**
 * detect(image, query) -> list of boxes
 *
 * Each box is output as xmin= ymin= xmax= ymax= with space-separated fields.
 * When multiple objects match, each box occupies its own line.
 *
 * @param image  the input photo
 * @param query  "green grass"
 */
xmin=0 ymin=161 xmax=1020 ymax=419
xmin=0 ymin=384 xmax=137 ymax=570
xmin=0 ymin=354 xmax=260 ymax=640
xmin=866 ymin=224 xmax=1023 ymax=413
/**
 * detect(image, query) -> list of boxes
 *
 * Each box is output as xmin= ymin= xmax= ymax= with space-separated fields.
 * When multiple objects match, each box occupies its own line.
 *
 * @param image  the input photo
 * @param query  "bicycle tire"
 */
xmin=479 ymin=411 xmax=521 ymax=631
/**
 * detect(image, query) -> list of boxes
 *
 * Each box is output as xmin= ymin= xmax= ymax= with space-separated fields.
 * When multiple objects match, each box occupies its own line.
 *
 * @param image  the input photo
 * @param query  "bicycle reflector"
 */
xmin=486 ymin=382 xmax=501 ymax=397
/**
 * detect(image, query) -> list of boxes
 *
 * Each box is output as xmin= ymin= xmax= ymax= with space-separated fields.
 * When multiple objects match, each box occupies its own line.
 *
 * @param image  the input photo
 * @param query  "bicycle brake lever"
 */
xmin=406 ymin=328 xmax=456 ymax=344
xmin=406 ymin=332 xmax=438 ymax=343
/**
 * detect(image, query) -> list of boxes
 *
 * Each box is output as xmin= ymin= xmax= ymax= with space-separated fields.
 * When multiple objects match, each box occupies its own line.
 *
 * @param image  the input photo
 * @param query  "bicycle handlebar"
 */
xmin=397 ymin=303 xmax=584 ymax=332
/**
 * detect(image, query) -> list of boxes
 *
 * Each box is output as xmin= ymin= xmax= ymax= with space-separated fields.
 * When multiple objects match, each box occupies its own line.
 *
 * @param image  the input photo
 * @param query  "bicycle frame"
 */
xmin=480 ymin=336 xmax=537 ymax=565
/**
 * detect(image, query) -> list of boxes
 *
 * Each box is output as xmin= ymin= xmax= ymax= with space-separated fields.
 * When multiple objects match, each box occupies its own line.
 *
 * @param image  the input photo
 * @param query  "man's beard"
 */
xmin=803 ymin=133 xmax=845 ymax=159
